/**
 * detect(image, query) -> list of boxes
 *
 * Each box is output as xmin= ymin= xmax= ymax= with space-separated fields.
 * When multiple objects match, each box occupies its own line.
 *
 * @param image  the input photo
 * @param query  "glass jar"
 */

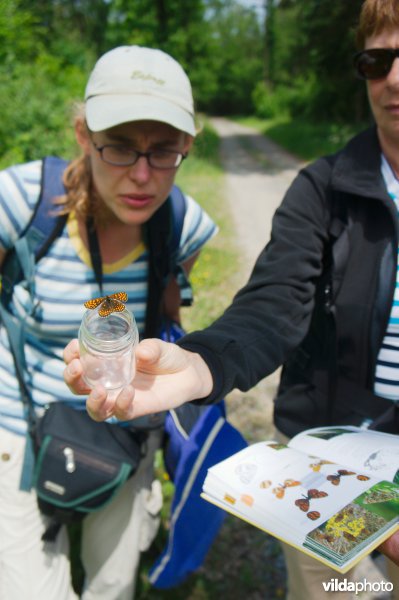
xmin=78 ymin=306 xmax=138 ymax=397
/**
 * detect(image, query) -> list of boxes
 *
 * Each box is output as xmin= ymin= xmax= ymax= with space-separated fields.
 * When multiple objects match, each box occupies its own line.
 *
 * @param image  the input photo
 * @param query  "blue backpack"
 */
xmin=0 ymin=156 xmax=247 ymax=587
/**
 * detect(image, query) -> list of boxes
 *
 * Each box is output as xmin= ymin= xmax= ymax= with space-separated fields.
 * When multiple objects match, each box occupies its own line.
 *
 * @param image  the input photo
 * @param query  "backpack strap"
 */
xmin=1 ymin=156 xmax=68 ymax=308
xmin=0 ymin=156 xmax=68 ymax=490
xmin=143 ymin=184 xmax=192 ymax=338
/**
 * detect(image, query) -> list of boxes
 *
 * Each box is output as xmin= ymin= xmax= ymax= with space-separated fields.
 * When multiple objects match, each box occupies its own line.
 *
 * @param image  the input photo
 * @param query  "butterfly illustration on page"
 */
xmin=309 ymin=459 xmax=335 ymax=472
xmin=84 ymin=292 xmax=128 ymax=318
xmin=272 ymin=478 xmax=301 ymax=499
xmin=295 ymin=488 xmax=328 ymax=520
xmin=326 ymin=469 xmax=356 ymax=486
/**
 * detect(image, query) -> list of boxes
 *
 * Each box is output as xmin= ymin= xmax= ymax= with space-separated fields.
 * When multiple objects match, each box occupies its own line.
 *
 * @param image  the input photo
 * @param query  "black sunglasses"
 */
xmin=354 ymin=48 xmax=399 ymax=80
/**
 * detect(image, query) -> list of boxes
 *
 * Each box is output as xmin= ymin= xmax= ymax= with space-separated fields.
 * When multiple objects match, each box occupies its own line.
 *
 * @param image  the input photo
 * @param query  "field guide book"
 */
xmin=201 ymin=426 xmax=399 ymax=573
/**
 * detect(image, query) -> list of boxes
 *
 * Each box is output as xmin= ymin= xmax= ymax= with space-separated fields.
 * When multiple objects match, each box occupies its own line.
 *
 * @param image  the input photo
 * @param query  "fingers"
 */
xmin=86 ymin=385 xmax=135 ymax=422
xmin=86 ymin=385 xmax=117 ymax=421
xmin=63 ymin=340 xmax=92 ymax=395
xmin=378 ymin=530 xmax=399 ymax=566
xmin=63 ymin=338 xmax=80 ymax=364
xmin=113 ymin=386 xmax=136 ymax=421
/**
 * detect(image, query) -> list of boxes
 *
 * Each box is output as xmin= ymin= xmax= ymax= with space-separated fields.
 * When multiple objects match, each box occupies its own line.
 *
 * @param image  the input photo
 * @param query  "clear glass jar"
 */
xmin=78 ymin=306 xmax=138 ymax=397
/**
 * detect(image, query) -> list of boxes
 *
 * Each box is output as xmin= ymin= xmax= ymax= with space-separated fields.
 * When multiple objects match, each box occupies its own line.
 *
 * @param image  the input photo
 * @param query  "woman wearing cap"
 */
xmin=65 ymin=1 xmax=399 ymax=597
xmin=0 ymin=46 xmax=217 ymax=599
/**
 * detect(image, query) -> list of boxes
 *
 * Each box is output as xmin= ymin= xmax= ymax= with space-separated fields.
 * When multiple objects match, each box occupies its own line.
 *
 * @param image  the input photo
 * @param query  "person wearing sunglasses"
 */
xmin=65 ymin=1 xmax=399 ymax=598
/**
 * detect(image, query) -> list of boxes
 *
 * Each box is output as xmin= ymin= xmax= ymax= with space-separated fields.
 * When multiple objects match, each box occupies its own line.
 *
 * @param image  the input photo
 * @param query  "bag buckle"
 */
xmin=63 ymin=447 xmax=76 ymax=473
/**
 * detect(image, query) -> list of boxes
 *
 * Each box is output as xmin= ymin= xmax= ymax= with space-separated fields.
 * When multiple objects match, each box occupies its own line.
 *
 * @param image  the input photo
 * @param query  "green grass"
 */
xmin=175 ymin=121 xmax=240 ymax=332
xmin=233 ymin=115 xmax=370 ymax=162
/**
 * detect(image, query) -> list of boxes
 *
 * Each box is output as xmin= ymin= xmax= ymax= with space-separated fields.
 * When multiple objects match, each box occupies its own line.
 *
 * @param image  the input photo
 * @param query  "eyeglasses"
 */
xmin=353 ymin=48 xmax=399 ymax=80
xmin=91 ymin=141 xmax=187 ymax=169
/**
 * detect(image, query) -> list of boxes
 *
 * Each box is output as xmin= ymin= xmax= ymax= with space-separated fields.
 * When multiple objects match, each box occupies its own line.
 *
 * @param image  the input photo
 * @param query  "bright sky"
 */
xmin=237 ymin=0 xmax=266 ymax=20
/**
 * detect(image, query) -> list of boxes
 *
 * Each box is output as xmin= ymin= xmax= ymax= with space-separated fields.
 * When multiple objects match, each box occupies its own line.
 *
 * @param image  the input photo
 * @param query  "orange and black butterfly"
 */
xmin=272 ymin=478 xmax=301 ymax=499
xmin=326 ymin=469 xmax=355 ymax=486
xmin=295 ymin=488 xmax=328 ymax=513
xmin=84 ymin=292 xmax=128 ymax=318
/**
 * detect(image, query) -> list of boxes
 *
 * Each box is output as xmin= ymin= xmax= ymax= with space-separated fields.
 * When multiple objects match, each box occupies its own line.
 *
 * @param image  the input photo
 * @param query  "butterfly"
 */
xmin=84 ymin=292 xmax=128 ymax=318
xmin=272 ymin=478 xmax=301 ymax=499
xmin=295 ymin=488 xmax=328 ymax=513
xmin=356 ymin=474 xmax=370 ymax=482
xmin=260 ymin=480 xmax=272 ymax=489
xmin=326 ymin=469 xmax=355 ymax=486
xmin=309 ymin=459 xmax=334 ymax=472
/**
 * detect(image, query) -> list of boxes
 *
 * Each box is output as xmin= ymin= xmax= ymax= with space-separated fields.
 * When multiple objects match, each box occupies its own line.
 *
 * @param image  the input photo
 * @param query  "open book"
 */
xmin=201 ymin=426 xmax=399 ymax=573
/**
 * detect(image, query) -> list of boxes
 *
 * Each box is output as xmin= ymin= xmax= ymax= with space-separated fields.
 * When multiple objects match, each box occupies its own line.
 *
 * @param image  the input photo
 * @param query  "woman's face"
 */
xmin=365 ymin=28 xmax=399 ymax=149
xmin=75 ymin=120 xmax=192 ymax=226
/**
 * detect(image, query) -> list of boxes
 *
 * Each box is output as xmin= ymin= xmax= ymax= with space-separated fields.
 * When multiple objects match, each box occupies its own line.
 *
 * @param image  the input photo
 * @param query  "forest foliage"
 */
xmin=1 ymin=0 xmax=371 ymax=166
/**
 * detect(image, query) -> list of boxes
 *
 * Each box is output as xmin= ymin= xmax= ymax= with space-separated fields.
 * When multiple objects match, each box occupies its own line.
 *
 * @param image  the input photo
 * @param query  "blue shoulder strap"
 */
xmin=169 ymin=184 xmax=186 ymax=256
xmin=1 ymin=156 xmax=68 ymax=307
xmin=143 ymin=184 xmax=192 ymax=338
xmin=0 ymin=156 xmax=68 ymax=491
xmin=169 ymin=185 xmax=193 ymax=307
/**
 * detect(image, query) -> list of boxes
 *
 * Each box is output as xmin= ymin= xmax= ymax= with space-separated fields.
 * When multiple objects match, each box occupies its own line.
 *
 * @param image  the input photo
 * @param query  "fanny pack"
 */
xmin=0 ymin=304 xmax=146 ymax=542
xmin=31 ymin=402 xmax=144 ymax=541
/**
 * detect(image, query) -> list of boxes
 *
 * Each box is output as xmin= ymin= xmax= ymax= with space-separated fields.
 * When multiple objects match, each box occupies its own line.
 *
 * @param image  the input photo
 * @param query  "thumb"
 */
xmin=135 ymin=338 xmax=163 ymax=365
xmin=135 ymin=338 xmax=188 ymax=374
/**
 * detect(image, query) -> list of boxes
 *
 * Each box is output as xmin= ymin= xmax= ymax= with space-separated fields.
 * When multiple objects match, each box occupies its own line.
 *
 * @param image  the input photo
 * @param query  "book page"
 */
xmin=289 ymin=426 xmax=399 ymax=482
xmin=202 ymin=441 xmax=385 ymax=548
xmin=202 ymin=438 xmax=399 ymax=571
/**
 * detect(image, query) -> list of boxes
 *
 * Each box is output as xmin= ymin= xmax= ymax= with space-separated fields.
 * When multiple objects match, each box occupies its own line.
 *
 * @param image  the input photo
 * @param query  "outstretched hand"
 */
xmin=63 ymin=337 xmax=213 ymax=422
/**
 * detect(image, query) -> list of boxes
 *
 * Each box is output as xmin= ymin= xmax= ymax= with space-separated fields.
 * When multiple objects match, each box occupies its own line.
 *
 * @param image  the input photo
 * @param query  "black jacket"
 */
xmin=179 ymin=127 xmax=399 ymax=437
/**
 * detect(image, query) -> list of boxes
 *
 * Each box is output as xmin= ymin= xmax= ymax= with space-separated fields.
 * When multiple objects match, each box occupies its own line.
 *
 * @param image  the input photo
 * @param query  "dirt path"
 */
xmin=207 ymin=118 xmax=392 ymax=599
xmin=210 ymin=117 xmax=304 ymax=443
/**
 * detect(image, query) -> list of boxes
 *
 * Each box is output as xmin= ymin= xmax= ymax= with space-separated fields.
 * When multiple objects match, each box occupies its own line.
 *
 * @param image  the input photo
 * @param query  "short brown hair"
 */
xmin=356 ymin=0 xmax=399 ymax=49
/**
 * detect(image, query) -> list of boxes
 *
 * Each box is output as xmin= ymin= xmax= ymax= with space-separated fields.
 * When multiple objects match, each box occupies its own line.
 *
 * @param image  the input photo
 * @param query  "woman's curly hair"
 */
xmin=54 ymin=103 xmax=108 ymax=227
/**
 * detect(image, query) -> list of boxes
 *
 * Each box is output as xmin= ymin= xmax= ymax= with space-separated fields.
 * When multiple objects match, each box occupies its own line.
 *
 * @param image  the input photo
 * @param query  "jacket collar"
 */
xmin=330 ymin=126 xmax=391 ymax=204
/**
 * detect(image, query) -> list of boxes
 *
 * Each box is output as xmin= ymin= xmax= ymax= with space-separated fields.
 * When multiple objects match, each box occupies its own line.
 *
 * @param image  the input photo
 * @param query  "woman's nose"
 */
xmin=127 ymin=155 xmax=152 ymax=183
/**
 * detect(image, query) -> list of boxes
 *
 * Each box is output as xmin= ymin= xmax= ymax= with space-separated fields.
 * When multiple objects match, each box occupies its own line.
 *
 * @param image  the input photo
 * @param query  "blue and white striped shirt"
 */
xmin=374 ymin=155 xmax=399 ymax=401
xmin=0 ymin=160 xmax=218 ymax=434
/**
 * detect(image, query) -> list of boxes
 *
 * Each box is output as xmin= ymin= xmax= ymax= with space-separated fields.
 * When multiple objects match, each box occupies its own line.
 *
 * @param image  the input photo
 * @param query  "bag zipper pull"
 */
xmin=63 ymin=447 xmax=76 ymax=473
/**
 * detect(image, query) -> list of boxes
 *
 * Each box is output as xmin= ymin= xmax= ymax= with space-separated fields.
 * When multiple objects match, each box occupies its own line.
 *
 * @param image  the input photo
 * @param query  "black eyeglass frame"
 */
xmin=353 ymin=48 xmax=399 ymax=80
xmin=91 ymin=140 xmax=188 ymax=170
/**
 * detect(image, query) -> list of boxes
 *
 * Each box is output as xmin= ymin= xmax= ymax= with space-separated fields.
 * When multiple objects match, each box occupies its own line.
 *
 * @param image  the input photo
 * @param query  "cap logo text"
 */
xmin=130 ymin=70 xmax=165 ymax=85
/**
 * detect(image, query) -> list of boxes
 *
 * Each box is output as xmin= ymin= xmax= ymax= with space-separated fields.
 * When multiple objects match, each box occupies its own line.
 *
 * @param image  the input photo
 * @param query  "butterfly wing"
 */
xmin=307 ymin=511 xmax=320 ymax=521
xmin=327 ymin=474 xmax=340 ymax=486
xmin=84 ymin=296 xmax=105 ymax=309
xmin=98 ymin=297 xmax=114 ymax=318
xmin=273 ymin=486 xmax=285 ymax=499
xmin=284 ymin=479 xmax=301 ymax=488
xmin=110 ymin=292 xmax=128 ymax=302
xmin=260 ymin=480 xmax=272 ymax=489
xmin=356 ymin=475 xmax=370 ymax=481
xmin=295 ymin=498 xmax=309 ymax=512
xmin=308 ymin=489 xmax=328 ymax=499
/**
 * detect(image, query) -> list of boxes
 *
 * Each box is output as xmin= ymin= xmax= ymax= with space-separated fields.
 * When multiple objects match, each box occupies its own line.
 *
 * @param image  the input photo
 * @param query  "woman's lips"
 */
xmin=120 ymin=194 xmax=154 ymax=208
xmin=385 ymin=102 xmax=399 ymax=115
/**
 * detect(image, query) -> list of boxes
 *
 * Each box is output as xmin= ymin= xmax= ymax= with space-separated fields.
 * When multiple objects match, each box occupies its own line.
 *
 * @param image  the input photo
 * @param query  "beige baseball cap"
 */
xmin=84 ymin=46 xmax=196 ymax=136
